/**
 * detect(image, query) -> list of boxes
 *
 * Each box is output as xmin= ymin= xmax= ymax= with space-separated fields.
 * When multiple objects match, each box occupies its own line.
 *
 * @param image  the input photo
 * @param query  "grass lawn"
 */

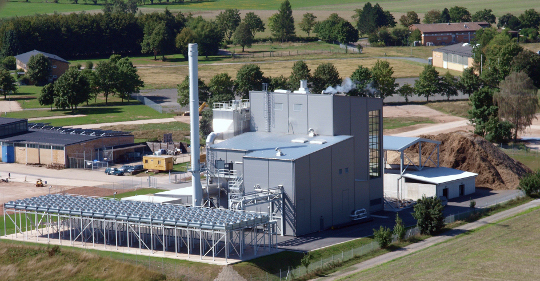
xmin=383 ymin=117 xmax=434 ymax=130
xmin=502 ymin=148 xmax=540 ymax=170
xmin=5 ymin=104 xmax=174 ymax=126
xmin=342 ymin=207 xmax=540 ymax=280
xmin=424 ymin=100 xmax=470 ymax=118
xmin=106 ymin=188 xmax=167 ymax=199
xmin=101 ymin=121 xmax=190 ymax=142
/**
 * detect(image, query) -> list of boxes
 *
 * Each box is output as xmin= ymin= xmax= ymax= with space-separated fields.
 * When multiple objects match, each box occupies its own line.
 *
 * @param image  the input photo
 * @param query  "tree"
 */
xmin=314 ymin=14 xmax=358 ymax=43
xmin=412 ymin=195 xmax=444 ymax=235
xmin=93 ymin=60 xmax=118 ymax=105
xmin=511 ymin=50 xmax=540 ymax=88
xmin=371 ymin=60 xmax=397 ymax=99
xmin=177 ymin=75 xmax=209 ymax=107
xmin=1 ymin=56 xmax=15 ymax=71
xmin=498 ymin=13 xmax=520 ymax=30
xmin=208 ymin=73 xmax=235 ymax=103
xmin=423 ymin=9 xmax=441 ymax=24
xmin=288 ymin=60 xmax=311 ymax=90
xmin=141 ymin=22 xmax=171 ymax=60
xmin=243 ymin=12 xmax=265 ymax=37
xmin=269 ymin=0 xmax=295 ymax=42
xmin=53 ymin=67 xmax=91 ymax=113
xmin=350 ymin=65 xmax=372 ymax=96
xmin=449 ymin=6 xmax=471 ymax=23
xmin=459 ymin=68 xmax=482 ymax=96
xmin=398 ymin=83 xmax=414 ymax=103
xmin=27 ymin=54 xmax=51 ymax=85
xmin=85 ymin=61 xmax=94 ymax=70
xmin=200 ymin=109 xmax=213 ymax=140
xmin=399 ymin=11 xmax=420 ymax=27
xmin=39 ymin=83 xmax=56 ymax=110
xmin=494 ymin=71 xmax=539 ymax=141
xmin=353 ymin=2 xmax=395 ymax=35
xmin=233 ymin=22 xmax=254 ymax=52
xmin=312 ymin=63 xmax=341 ymax=94
xmin=269 ymin=75 xmax=289 ymax=91
xmin=176 ymin=27 xmax=196 ymax=60
xmin=415 ymin=65 xmax=440 ymax=102
xmin=188 ymin=17 xmax=225 ymax=58
xmin=299 ymin=13 xmax=317 ymax=36
xmin=393 ymin=213 xmax=406 ymax=241
xmin=116 ymin=57 xmax=144 ymax=102
xmin=440 ymin=72 xmax=458 ymax=100
xmin=0 ymin=69 xmax=17 ymax=99
xmin=440 ymin=8 xmax=451 ymax=23
xmin=300 ymin=253 xmax=312 ymax=273
xmin=468 ymin=87 xmax=498 ymax=137
xmin=518 ymin=9 xmax=540 ymax=29
xmin=216 ymin=9 xmax=241 ymax=42
xmin=235 ymin=64 xmax=266 ymax=99
xmin=471 ymin=9 xmax=496 ymax=24
xmin=518 ymin=170 xmax=540 ymax=197
xmin=1 ymin=30 xmax=20 ymax=57
xmin=373 ymin=226 xmax=392 ymax=248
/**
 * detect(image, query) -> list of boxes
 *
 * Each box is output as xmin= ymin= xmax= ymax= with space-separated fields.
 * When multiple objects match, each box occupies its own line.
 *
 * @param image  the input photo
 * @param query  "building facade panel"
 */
xmin=333 ymin=96 xmax=351 ymax=135
xmin=288 ymin=94 xmax=308 ymax=135
xmin=308 ymin=147 xmax=333 ymax=232
xmin=272 ymin=93 xmax=289 ymax=133
xmin=331 ymin=138 xmax=355 ymax=226
xmin=294 ymin=156 xmax=311 ymax=234
xmin=307 ymin=95 xmax=334 ymax=136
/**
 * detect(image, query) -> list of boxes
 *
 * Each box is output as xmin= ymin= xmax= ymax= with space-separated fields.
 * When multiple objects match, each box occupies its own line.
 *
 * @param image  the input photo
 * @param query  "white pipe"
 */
xmin=189 ymin=43 xmax=202 ymax=207
xmin=206 ymin=132 xmax=220 ymax=145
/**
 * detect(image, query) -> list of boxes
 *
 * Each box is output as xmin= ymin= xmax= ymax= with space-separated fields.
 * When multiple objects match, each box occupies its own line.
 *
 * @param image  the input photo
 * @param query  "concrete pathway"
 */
xmin=0 ymin=100 xmax=22 ymax=113
xmin=28 ymin=114 xmax=87 ymax=121
xmin=316 ymin=199 xmax=540 ymax=281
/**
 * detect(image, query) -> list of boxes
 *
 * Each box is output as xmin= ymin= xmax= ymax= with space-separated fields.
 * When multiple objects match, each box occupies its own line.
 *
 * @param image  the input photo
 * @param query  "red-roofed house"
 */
xmin=410 ymin=22 xmax=491 ymax=46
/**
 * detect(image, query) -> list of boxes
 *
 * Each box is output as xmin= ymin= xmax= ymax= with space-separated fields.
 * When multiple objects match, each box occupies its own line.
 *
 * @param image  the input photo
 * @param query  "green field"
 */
xmin=341 ymin=207 xmax=540 ymax=280
xmin=503 ymin=148 xmax=540 ymax=171
xmin=2 ymin=0 xmax=539 ymax=18
xmin=383 ymin=117 xmax=434 ymax=130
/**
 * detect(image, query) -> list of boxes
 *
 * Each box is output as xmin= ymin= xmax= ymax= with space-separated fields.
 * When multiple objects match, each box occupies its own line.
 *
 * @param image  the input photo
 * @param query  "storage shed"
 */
xmin=143 ymin=155 xmax=173 ymax=171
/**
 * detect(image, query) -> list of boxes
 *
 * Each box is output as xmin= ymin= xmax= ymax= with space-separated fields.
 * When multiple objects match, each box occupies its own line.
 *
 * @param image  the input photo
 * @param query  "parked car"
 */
xmin=127 ymin=165 xmax=145 ymax=175
xmin=104 ymin=167 xmax=116 ymax=175
xmin=118 ymin=165 xmax=133 ymax=173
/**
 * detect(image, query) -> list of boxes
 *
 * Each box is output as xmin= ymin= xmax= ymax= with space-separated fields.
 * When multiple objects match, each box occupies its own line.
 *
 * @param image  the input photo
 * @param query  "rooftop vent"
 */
xmin=293 ymin=80 xmax=310 ymax=94
xmin=308 ymin=128 xmax=316 ymax=137
xmin=309 ymin=140 xmax=327 ymax=145
xmin=275 ymin=147 xmax=284 ymax=156
xmin=291 ymin=138 xmax=308 ymax=143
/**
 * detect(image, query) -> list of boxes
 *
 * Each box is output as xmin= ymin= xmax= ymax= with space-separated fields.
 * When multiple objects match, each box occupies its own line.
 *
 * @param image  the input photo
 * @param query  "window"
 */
xmin=52 ymin=65 xmax=57 ymax=68
xmin=369 ymin=110 xmax=381 ymax=179
xmin=274 ymin=103 xmax=283 ymax=111
xmin=293 ymin=104 xmax=303 ymax=112
xmin=145 ymin=160 xmax=148 ymax=163
xmin=345 ymin=168 xmax=349 ymax=174
xmin=339 ymin=169 xmax=342 ymax=175
xmin=158 ymin=160 xmax=161 ymax=164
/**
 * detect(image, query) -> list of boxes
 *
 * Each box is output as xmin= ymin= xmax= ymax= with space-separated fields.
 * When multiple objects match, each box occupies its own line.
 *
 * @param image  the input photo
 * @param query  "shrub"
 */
xmin=412 ymin=195 xmax=444 ymax=235
xmin=301 ymin=253 xmax=311 ymax=272
xmin=373 ymin=225 xmax=392 ymax=248
xmin=469 ymin=199 xmax=476 ymax=209
xmin=393 ymin=213 xmax=406 ymax=241
xmin=2 ymin=56 xmax=16 ymax=70
xmin=518 ymin=170 xmax=540 ymax=196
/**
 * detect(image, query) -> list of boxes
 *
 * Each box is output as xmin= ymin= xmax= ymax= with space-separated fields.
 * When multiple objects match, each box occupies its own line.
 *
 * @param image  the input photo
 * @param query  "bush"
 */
xmin=373 ymin=225 xmax=392 ymax=248
xmin=412 ymin=195 xmax=444 ymax=235
xmin=469 ymin=199 xmax=476 ymax=209
xmin=518 ymin=170 xmax=540 ymax=196
xmin=393 ymin=213 xmax=406 ymax=241
xmin=2 ymin=56 xmax=16 ymax=70
xmin=301 ymin=253 xmax=311 ymax=272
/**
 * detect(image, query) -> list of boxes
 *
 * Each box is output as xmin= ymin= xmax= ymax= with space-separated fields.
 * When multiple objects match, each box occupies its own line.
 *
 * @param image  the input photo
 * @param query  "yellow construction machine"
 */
xmin=36 ymin=179 xmax=44 ymax=187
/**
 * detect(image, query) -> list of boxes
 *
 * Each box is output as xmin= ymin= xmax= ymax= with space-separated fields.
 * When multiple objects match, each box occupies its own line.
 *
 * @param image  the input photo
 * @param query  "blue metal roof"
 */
xmin=210 ymin=132 xmax=352 ymax=161
xmin=383 ymin=135 xmax=440 ymax=151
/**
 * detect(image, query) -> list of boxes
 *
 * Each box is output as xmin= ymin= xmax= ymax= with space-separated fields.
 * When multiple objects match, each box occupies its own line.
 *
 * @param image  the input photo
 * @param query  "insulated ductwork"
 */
xmin=189 ymin=43 xmax=203 ymax=207
xmin=206 ymin=132 xmax=220 ymax=145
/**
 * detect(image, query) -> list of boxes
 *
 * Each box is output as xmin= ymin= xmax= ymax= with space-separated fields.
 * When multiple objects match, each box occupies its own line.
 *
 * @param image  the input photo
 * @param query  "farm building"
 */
xmin=383 ymin=136 xmax=476 ymax=202
xmin=432 ymin=43 xmax=474 ymax=72
xmin=0 ymin=117 xmax=138 ymax=167
xmin=410 ymin=22 xmax=490 ymax=46
xmin=203 ymin=85 xmax=384 ymax=237
xmin=15 ymin=50 xmax=70 ymax=82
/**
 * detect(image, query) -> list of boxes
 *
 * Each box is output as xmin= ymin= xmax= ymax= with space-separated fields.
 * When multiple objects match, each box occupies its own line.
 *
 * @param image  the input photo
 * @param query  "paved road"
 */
xmin=317 ymin=198 xmax=540 ymax=280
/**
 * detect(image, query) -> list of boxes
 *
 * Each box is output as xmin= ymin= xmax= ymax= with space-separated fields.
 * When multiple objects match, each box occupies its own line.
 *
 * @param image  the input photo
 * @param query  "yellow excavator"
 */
xmin=36 ymin=179 xmax=44 ymax=187
xmin=183 ymin=102 xmax=208 ymax=116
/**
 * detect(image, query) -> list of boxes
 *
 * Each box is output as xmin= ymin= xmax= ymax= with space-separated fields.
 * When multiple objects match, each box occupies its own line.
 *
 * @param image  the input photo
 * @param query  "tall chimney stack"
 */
xmin=189 ymin=43 xmax=203 ymax=207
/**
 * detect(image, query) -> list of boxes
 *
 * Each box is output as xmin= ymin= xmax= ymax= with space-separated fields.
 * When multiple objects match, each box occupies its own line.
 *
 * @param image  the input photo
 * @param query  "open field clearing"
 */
xmin=138 ymin=58 xmax=427 ymax=88
xmin=424 ymin=100 xmax=470 ymax=119
xmin=341 ymin=207 xmax=540 ymax=281
xmin=2 ymin=0 xmax=539 ymax=18
xmin=101 ymin=122 xmax=191 ymax=142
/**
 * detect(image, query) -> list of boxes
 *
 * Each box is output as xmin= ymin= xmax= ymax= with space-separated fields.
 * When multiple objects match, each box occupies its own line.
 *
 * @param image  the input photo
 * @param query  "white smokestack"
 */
xmin=189 ymin=43 xmax=202 ymax=207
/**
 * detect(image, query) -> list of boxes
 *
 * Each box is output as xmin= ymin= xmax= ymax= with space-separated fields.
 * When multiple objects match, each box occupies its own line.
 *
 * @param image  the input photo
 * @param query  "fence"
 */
xmin=94 ymin=177 xmax=158 ymax=191
xmin=132 ymin=93 xmax=163 ymax=113
xmin=231 ymin=48 xmax=353 ymax=59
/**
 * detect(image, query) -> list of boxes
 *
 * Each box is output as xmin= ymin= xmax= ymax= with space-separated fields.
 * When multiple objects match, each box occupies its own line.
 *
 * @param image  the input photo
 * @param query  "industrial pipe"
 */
xmin=189 ymin=43 xmax=203 ymax=207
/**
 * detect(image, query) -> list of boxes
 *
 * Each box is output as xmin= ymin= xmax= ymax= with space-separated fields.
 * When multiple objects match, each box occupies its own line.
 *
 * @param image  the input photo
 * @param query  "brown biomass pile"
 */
xmin=390 ymin=131 xmax=531 ymax=190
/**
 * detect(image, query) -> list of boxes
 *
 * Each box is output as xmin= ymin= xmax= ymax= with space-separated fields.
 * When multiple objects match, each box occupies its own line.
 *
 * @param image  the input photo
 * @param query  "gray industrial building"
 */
xmin=206 ymin=88 xmax=383 ymax=236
